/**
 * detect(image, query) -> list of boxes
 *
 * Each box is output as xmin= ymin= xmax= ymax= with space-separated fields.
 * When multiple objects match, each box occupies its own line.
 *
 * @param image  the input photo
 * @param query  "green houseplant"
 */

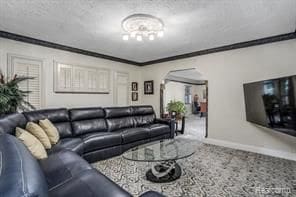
xmin=0 ymin=72 xmax=35 ymax=115
xmin=166 ymin=100 xmax=186 ymax=119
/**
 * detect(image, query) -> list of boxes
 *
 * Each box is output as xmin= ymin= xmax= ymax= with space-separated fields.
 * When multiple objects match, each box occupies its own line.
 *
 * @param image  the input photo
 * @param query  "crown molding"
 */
xmin=1 ymin=30 xmax=295 ymax=66
xmin=139 ymin=32 xmax=296 ymax=66
xmin=0 ymin=31 xmax=141 ymax=66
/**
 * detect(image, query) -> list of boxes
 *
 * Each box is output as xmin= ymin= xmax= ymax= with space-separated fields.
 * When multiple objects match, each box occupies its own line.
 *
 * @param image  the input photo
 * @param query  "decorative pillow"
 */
xmin=15 ymin=127 xmax=48 ymax=159
xmin=39 ymin=119 xmax=60 ymax=145
xmin=26 ymin=122 xmax=52 ymax=149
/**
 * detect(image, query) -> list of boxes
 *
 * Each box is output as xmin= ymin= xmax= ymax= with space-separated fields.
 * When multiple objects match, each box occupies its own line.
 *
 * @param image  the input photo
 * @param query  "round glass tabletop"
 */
xmin=122 ymin=137 xmax=198 ymax=162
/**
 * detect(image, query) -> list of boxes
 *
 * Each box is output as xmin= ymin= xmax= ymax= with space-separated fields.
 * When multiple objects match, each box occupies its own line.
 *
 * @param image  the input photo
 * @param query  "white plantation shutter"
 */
xmin=97 ymin=69 xmax=110 ymax=92
xmin=54 ymin=62 xmax=110 ymax=93
xmin=9 ymin=55 xmax=43 ymax=109
xmin=88 ymin=70 xmax=97 ymax=90
xmin=73 ymin=67 xmax=86 ymax=90
xmin=57 ymin=63 xmax=72 ymax=91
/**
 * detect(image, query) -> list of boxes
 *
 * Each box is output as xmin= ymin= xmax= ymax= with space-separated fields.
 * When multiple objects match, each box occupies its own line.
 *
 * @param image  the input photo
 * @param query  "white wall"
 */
xmin=0 ymin=38 xmax=142 ymax=108
xmin=140 ymin=39 xmax=296 ymax=159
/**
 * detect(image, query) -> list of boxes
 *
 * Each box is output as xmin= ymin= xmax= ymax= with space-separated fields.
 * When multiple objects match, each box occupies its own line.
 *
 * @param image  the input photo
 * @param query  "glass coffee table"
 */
xmin=122 ymin=137 xmax=197 ymax=183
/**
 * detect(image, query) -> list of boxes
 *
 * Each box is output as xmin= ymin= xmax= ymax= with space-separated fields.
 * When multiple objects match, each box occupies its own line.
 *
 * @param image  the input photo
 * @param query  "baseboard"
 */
xmin=203 ymin=138 xmax=296 ymax=161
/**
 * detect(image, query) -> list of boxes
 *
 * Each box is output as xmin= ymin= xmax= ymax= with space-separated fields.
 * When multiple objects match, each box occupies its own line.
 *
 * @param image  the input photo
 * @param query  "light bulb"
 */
xmin=149 ymin=34 xmax=155 ymax=41
xmin=136 ymin=35 xmax=143 ymax=41
xmin=157 ymin=31 xmax=164 ymax=37
xmin=131 ymin=32 xmax=136 ymax=38
xmin=122 ymin=34 xmax=129 ymax=41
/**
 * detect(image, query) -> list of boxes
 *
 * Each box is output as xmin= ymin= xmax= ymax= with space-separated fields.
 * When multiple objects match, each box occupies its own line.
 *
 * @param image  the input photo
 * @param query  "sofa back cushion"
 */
xmin=104 ymin=107 xmax=133 ymax=132
xmin=132 ymin=106 xmax=156 ymax=126
xmin=0 ymin=113 xmax=27 ymax=135
xmin=0 ymin=134 xmax=48 ymax=197
xmin=23 ymin=108 xmax=72 ymax=138
xmin=69 ymin=107 xmax=107 ymax=136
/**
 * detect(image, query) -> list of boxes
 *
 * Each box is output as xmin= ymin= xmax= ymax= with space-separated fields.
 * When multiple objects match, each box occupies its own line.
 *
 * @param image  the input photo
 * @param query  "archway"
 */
xmin=160 ymin=68 xmax=208 ymax=140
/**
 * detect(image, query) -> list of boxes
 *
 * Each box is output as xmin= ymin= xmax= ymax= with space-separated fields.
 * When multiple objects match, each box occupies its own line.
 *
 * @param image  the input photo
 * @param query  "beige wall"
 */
xmin=0 ymin=38 xmax=142 ymax=108
xmin=140 ymin=39 xmax=296 ymax=157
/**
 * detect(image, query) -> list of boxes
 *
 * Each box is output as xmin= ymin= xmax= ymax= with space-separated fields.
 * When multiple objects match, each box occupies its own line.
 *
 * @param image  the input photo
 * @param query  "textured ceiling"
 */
xmin=0 ymin=0 xmax=296 ymax=63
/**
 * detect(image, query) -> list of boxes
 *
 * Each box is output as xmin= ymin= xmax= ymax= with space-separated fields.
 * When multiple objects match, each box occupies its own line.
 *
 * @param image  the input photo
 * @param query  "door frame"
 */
xmin=113 ymin=71 xmax=130 ymax=106
xmin=160 ymin=80 xmax=208 ymax=138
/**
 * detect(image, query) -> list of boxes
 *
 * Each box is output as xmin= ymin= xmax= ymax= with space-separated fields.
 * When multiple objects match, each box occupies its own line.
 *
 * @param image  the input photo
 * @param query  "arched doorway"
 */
xmin=160 ymin=68 xmax=208 ymax=140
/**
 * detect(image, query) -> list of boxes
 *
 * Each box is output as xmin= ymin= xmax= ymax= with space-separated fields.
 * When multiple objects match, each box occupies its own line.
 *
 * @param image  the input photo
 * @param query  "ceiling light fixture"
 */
xmin=121 ymin=14 xmax=164 ymax=42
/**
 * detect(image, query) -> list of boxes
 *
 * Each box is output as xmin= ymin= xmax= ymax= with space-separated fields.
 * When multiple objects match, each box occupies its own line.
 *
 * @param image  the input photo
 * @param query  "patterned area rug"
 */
xmin=92 ymin=143 xmax=296 ymax=197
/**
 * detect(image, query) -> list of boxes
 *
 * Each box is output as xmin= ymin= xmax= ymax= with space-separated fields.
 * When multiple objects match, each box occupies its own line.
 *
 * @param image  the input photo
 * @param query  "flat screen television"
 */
xmin=243 ymin=75 xmax=296 ymax=137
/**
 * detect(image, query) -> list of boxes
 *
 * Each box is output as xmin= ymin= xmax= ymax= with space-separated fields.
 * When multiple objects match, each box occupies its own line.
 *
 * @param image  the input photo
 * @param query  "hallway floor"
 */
xmin=179 ymin=114 xmax=206 ymax=141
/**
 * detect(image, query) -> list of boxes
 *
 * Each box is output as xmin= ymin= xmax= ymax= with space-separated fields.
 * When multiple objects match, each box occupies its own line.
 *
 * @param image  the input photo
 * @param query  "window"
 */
xmin=184 ymin=85 xmax=192 ymax=104
xmin=9 ymin=55 xmax=43 ymax=109
xmin=54 ymin=62 xmax=110 ymax=93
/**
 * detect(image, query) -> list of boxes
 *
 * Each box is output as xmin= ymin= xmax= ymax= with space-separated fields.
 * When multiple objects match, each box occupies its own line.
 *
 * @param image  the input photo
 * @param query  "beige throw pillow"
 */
xmin=26 ymin=122 xmax=52 ymax=149
xmin=15 ymin=127 xmax=48 ymax=159
xmin=39 ymin=119 xmax=60 ymax=145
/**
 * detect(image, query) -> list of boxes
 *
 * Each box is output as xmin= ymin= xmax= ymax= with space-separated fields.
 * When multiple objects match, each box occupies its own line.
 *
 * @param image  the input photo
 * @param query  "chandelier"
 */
xmin=121 ymin=14 xmax=164 ymax=41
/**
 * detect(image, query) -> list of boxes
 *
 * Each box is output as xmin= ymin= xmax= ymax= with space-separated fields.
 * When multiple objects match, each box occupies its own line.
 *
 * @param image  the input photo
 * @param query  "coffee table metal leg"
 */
xmin=146 ymin=160 xmax=182 ymax=183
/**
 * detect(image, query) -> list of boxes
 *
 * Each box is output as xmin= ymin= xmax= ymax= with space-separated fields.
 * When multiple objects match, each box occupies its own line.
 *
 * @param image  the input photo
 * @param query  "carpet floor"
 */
xmin=92 ymin=143 xmax=296 ymax=197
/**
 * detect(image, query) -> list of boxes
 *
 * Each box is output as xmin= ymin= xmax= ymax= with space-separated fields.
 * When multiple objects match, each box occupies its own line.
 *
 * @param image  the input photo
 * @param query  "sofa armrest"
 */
xmin=154 ymin=118 xmax=175 ymax=138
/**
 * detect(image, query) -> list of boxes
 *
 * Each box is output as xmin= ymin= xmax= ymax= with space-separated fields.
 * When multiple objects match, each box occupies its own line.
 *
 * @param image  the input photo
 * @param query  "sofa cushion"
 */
xmin=143 ymin=124 xmax=170 ymax=137
xmin=70 ymin=108 xmax=107 ymax=136
xmin=106 ymin=117 xmax=134 ymax=132
xmin=118 ymin=127 xmax=150 ymax=144
xmin=132 ymin=106 xmax=156 ymax=126
xmin=53 ymin=122 xmax=73 ymax=138
xmin=49 ymin=138 xmax=84 ymax=155
xmin=104 ymin=107 xmax=132 ymax=118
xmin=49 ymin=169 xmax=132 ymax=197
xmin=81 ymin=132 xmax=122 ymax=153
xmin=132 ymin=105 xmax=155 ymax=115
xmin=0 ymin=113 xmax=27 ymax=135
xmin=0 ymin=134 xmax=48 ymax=197
xmin=70 ymin=107 xmax=105 ymax=121
xmin=133 ymin=114 xmax=155 ymax=126
xmin=105 ymin=107 xmax=134 ymax=132
xmin=72 ymin=119 xmax=107 ymax=135
xmin=39 ymin=150 xmax=92 ymax=189
xmin=24 ymin=108 xmax=69 ymax=123
xmin=23 ymin=108 xmax=72 ymax=138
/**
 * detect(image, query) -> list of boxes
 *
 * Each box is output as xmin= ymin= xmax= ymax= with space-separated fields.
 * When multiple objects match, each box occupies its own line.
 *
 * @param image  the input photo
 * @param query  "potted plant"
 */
xmin=166 ymin=100 xmax=186 ymax=120
xmin=0 ymin=72 xmax=35 ymax=115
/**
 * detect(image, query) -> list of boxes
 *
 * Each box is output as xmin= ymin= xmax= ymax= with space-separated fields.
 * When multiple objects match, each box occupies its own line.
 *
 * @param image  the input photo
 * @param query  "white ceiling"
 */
xmin=0 ymin=0 xmax=296 ymax=63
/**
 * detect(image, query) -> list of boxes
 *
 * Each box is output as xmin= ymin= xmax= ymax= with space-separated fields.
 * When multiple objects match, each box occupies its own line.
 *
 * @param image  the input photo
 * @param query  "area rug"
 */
xmin=92 ymin=143 xmax=296 ymax=197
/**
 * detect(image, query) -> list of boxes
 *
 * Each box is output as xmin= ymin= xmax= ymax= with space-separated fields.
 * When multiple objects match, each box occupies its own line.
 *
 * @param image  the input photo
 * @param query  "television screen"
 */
xmin=243 ymin=75 xmax=296 ymax=137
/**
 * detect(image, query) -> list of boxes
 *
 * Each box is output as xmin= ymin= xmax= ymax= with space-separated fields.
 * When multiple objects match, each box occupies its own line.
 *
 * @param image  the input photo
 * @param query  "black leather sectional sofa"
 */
xmin=0 ymin=105 xmax=174 ymax=197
